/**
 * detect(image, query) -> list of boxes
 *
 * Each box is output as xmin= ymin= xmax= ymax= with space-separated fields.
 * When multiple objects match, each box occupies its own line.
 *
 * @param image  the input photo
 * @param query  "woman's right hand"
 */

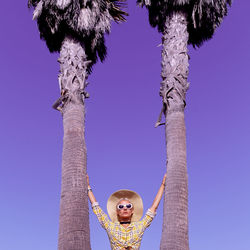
xmin=86 ymin=174 xmax=97 ymax=204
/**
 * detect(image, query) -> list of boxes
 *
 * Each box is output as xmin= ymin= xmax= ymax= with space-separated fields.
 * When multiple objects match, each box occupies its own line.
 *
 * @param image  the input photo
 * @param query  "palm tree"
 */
xmin=137 ymin=0 xmax=231 ymax=249
xmin=28 ymin=1 xmax=127 ymax=249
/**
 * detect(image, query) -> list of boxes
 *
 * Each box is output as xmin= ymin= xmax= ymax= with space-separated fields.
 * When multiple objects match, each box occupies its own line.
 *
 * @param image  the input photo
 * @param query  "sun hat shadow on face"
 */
xmin=107 ymin=189 xmax=143 ymax=222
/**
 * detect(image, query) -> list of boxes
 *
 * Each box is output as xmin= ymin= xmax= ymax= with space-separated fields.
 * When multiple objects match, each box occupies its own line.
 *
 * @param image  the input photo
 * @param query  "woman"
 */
xmin=87 ymin=174 xmax=167 ymax=250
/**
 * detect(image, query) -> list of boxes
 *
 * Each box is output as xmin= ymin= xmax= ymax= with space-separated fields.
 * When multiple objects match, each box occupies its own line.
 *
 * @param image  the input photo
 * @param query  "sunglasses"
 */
xmin=117 ymin=203 xmax=133 ymax=210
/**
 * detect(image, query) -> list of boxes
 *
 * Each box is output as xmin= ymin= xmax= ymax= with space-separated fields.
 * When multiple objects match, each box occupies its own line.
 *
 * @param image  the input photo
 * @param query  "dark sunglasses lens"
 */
xmin=118 ymin=205 xmax=124 ymax=209
xmin=126 ymin=204 xmax=132 ymax=209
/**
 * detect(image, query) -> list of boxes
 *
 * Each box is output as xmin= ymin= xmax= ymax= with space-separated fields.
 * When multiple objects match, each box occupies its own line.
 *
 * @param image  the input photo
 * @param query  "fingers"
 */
xmin=163 ymin=173 xmax=167 ymax=180
xmin=162 ymin=173 xmax=167 ymax=184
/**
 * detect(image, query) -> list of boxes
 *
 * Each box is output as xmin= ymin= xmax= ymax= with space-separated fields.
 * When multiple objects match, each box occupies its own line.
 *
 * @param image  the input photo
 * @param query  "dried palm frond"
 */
xmin=137 ymin=0 xmax=232 ymax=47
xmin=28 ymin=0 xmax=128 ymax=71
xmin=32 ymin=1 xmax=43 ymax=20
xmin=108 ymin=0 xmax=128 ymax=23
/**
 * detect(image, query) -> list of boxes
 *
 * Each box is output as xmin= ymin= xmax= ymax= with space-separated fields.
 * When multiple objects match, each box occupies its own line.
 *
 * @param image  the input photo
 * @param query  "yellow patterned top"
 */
xmin=92 ymin=203 xmax=155 ymax=249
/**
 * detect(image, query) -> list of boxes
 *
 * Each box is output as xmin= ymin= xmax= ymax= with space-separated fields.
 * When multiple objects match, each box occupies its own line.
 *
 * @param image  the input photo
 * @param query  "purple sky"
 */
xmin=0 ymin=1 xmax=249 ymax=249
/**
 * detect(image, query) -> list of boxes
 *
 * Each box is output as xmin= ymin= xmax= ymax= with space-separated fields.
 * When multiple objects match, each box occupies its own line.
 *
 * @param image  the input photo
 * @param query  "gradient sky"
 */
xmin=0 ymin=1 xmax=249 ymax=250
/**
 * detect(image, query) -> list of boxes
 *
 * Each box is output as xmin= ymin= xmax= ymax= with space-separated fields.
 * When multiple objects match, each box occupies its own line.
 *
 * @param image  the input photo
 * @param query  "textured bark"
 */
xmin=57 ymin=37 xmax=91 ymax=250
xmin=160 ymin=12 xmax=189 ymax=250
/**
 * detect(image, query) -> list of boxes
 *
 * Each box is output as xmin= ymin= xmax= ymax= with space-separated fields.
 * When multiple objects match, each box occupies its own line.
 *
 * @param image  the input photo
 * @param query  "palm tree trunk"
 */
xmin=160 ymin=12 xmax=189 ymax=250
xmin=57 ymin=37 xmax=91 ymax=250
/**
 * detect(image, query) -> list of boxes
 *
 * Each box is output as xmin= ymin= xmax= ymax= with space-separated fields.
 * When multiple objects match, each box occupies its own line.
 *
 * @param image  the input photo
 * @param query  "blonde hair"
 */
xmin=116 ymin=198 xmax=132 ymax=206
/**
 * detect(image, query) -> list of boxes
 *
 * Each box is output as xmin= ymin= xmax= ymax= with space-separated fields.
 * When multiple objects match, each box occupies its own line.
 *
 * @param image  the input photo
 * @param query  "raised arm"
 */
xmin=86 ymin=174 xmax=97 ymax=205
xmin=149 ymin=173 xmax=167 ymax=214
xmin=86 ymin=174 xmax=112 ymax=230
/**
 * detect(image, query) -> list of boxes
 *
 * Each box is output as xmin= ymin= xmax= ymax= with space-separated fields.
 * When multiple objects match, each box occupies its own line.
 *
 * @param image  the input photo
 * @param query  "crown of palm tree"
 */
xmin=28 ymin=0 xmax=128 ymax=70
xmin=137 ymin=0 xmax=231 ymax=47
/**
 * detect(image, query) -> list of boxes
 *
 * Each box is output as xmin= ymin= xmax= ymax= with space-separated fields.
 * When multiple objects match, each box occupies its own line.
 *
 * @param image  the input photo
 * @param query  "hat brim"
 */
xmin=107 ymin=189 xmax=143 ymax=222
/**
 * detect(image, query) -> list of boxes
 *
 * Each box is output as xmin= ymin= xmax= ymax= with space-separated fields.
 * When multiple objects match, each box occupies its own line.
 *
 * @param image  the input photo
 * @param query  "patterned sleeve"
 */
xmin=140 ymin=209 xmax=156 ymax=229
xmin=92 ymin=202 xmax=112 ymax=231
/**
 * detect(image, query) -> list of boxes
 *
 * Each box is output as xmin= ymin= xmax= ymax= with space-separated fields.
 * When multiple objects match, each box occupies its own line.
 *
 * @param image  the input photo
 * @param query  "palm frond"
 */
xmin=28 ymin=0 xmax=128 ymax=71
xmin=189 ymin=0 xmax=232 ymax=47
xmin=137 ymin=0 xmax=190 ymax=7
xmin=32 ymin=1 xmax=43 ymax=20
xmin=108 ymin=0 xmax=128 ymax=23
xmin=137 ymin=0 xmax=231 ymax=47
xmin=56 ymin=0 xmax=72 ymax=9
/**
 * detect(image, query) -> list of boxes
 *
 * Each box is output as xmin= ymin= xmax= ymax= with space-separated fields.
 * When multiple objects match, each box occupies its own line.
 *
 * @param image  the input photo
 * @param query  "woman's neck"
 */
xmin=120 ymin=220 xmax=131 ymax=228
xmin=120 ymin=221 xmax=130 ymax=224
xmin=121 ymin=223 xmax=130 ymax=228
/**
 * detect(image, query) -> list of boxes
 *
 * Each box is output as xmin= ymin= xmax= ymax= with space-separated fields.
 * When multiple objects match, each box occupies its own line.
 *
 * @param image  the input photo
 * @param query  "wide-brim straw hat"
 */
xmin=107 ymin=189 xmax=143 ymax=222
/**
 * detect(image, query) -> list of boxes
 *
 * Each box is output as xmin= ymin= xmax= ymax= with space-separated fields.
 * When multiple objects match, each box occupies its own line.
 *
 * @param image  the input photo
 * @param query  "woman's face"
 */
xmin=116 ymin=199 xmax=134 ymax=221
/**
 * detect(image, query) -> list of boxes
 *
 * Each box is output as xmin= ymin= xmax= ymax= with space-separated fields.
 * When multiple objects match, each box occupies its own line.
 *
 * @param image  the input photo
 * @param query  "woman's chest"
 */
xmin=108 ymin=224 xmax=144 ymax=246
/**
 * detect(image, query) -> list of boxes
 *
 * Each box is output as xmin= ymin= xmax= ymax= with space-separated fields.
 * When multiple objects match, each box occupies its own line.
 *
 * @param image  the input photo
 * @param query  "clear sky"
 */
xmin=0 ymin=1 xmax=249 ymax=250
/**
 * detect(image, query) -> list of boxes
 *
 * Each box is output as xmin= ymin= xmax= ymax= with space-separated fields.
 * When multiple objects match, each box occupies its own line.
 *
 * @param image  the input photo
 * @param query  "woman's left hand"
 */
xmin=162 ymin=173 xmax=167 ymax=186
